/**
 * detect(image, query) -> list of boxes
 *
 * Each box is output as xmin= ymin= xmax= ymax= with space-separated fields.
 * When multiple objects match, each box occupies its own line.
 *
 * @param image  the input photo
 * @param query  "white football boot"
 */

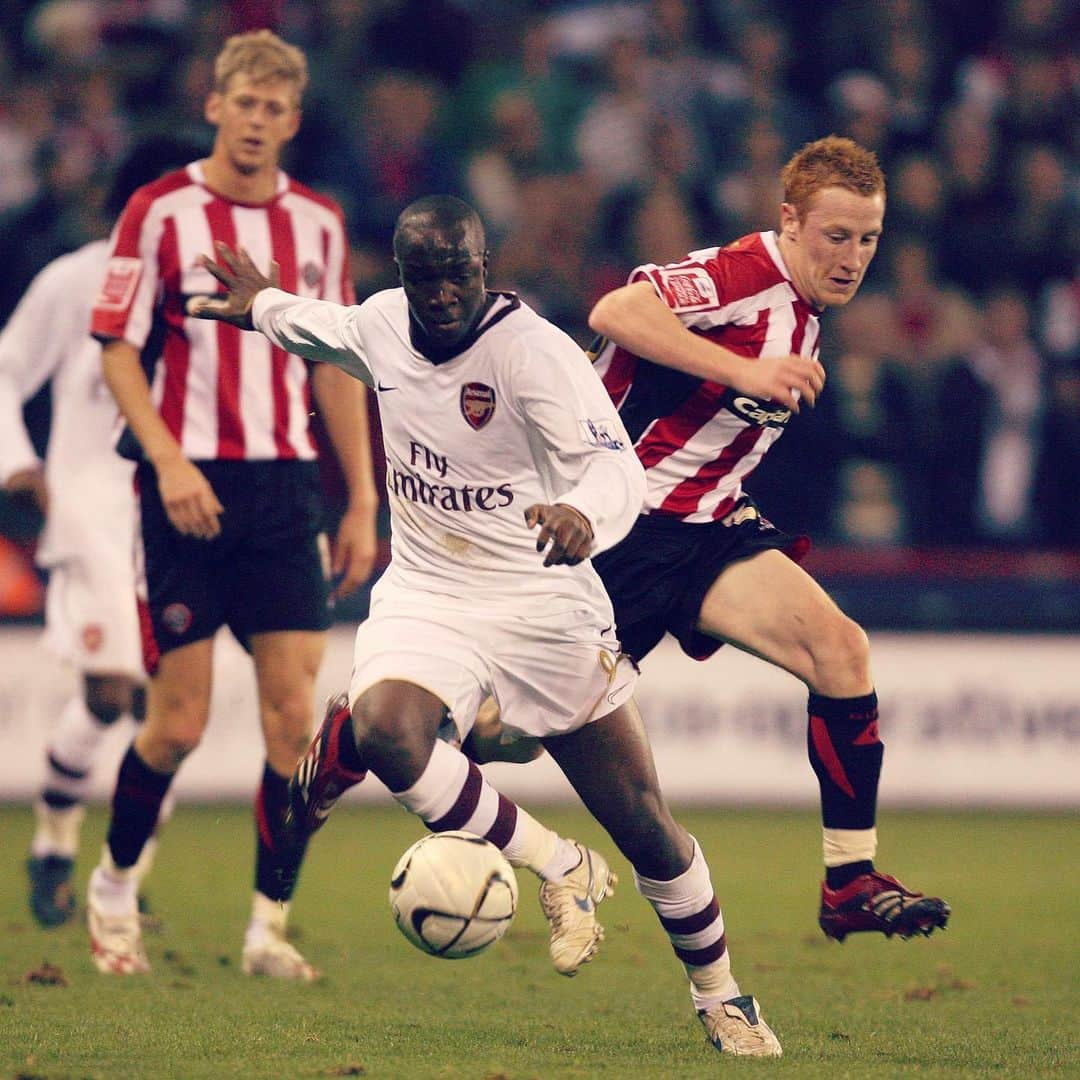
xmin=87 ymin=865 xmax=150 ymax=975
xmin=242 ymin=924 xmax=320 ymax=982
xmin=698 ymin=995 xmax=783 ymax=1056
xmin=538 ymin=841 xmax=616 ymax=976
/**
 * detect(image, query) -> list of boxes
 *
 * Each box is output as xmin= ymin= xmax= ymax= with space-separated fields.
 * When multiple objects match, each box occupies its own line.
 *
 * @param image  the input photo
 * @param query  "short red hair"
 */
xmin=781 ymin=135 xmax=885 ymax=220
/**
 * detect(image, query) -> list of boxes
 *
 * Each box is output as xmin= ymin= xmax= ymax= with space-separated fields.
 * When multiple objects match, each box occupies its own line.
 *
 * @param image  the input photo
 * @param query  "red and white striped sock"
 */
xmin=391 ymin=740 xmax=577 ymax=879
xmin=634 ymin=836 xmax=739 ymax=1010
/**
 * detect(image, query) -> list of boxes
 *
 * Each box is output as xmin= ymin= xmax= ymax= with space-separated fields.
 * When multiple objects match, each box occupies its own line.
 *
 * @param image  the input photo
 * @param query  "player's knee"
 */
xmin=262 ymin=690 xmax=317 ymax=758
xmin=350 ymin=707 xmax=398 ymax=764
xmin=352 ymin=705 xmax=431 ymax=780
xmin=141 ymin=700 xmax=208 ymax=765
xmin=809 ymin=614 xmax=871 ymax=691
xmin=84 ymin=677 xmax=136 ymax=726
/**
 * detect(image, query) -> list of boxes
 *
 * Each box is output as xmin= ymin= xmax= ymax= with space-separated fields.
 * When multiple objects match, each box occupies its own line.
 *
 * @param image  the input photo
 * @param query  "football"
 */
xmin=388 ymin=831 xmax=519 ymax=959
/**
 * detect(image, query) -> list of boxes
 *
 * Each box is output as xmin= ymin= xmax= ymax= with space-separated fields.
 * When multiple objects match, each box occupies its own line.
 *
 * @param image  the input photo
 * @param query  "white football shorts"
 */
xmin=39 ymin=487 xmax=142 ymax=679
xmin=348 ymin=589 xmax=637 ymax=742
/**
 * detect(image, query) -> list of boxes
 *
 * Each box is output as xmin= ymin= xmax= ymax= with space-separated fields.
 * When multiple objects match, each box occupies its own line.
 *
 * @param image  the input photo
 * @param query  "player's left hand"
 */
xmin=330 ymin=502 xmax=379 ymax=600
xmin=187 ymin=242 xmax=279 ymax=329
xmin=3 ymin=465 xmax=48 ymax=515
xmin=524 ymin=503 xmax=594 ymax=566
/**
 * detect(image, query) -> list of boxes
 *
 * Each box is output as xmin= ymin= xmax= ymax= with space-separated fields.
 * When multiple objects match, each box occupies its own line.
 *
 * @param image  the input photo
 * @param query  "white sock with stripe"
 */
xmin=634 ymin=837 xmax=739 ymax=1010
xmin=391 ymin=739 xmax=576 ymax=879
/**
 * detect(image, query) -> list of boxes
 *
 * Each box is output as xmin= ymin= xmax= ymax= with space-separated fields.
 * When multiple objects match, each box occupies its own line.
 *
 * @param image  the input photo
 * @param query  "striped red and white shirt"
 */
xmin=593 ymin=230 xmax=821 ymax=523
xmin=91 ymin=161 xmax=354 ymax=461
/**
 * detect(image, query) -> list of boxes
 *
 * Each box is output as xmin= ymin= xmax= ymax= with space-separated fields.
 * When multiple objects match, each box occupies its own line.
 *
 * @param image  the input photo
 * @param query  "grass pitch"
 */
xmin=1 ymin=804 xmax=1076 ymax=1079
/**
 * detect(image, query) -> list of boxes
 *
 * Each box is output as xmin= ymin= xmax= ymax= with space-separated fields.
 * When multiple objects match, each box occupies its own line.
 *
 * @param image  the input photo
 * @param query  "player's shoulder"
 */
xmin=282 ymin=175 xmax=347 ymax=221
xmin=632 ymin=232 xmax=787 ymax=312
xmin=126 ymin=165 xmax=197 ymax=212
xmin=704 ymin=231 xmax=786 ymax=285
xmin=359 ymin=287 xmax=405 ymax=318
xmin=32 ymin=239 xmax=110 ymax=294
xmin=490 ymin=294 xmax=593 ymax=380
xmin=491 ymin=293 xmax=578 ymax=351
xmin=347 ymin=287 xmax=407 ymax=338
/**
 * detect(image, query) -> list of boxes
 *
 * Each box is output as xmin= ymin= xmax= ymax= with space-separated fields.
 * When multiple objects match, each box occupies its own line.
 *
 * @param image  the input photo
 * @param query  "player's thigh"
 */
xmin=136 ymin=638 xmax=214 ymax=768
xmin=543 ymin=699 xmax=691 ymax=878
xmin=697 ymin=548 xmax=848 ymax=683
xmin=349 ymin=610 xmax=487 ymax=747
xmin=225 ymin=461 xmax=331 ymax=641
xmin=490 ymin=609 xmax=634 ymax=738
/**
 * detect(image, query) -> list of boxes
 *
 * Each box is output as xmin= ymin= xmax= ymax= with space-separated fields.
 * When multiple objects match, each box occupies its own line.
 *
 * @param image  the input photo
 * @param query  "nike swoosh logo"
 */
xmin=574 ymin=895 xmax=594 ymax=913
xmin=376 ymin=382 xmax=398 ymax=392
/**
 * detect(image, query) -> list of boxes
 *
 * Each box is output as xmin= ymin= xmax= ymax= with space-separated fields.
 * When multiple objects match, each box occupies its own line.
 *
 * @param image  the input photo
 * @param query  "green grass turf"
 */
xmin=1 ymin=805 xmax=1076 ymax=1079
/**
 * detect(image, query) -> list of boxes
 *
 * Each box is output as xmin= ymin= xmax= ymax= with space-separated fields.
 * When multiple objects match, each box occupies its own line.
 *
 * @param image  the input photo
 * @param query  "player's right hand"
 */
xmin=155 ymin=456 xmax=224 ymax=539
xmin=740 ymin=354 xmax=826 ymax=411
xmin=525 ymin=503 xmax=594 ymax=566
xmin=186 ymin=242 xmax=280 ymax=330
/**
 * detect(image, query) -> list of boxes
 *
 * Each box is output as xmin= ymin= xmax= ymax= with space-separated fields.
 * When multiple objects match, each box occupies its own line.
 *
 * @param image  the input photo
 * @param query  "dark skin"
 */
xmin=193 ymin=221 xmax=694 ymax=881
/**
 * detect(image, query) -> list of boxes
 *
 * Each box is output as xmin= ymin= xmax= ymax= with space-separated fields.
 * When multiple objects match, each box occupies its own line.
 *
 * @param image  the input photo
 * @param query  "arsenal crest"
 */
xmin=460 ymin=382 xmax=496 ymax=430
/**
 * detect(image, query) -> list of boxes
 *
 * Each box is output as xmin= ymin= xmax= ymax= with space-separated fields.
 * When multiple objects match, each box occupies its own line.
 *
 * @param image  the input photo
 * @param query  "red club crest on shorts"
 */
xmin=461 ymin=382 xmax=496 ymax=430
xmin=81 ymin=624 xmax=105 ymax=652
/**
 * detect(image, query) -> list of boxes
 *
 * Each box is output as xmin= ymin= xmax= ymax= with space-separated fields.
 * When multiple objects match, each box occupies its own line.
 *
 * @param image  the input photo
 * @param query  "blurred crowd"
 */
xmin=0 ymin=0 xmax=1077 ymax=577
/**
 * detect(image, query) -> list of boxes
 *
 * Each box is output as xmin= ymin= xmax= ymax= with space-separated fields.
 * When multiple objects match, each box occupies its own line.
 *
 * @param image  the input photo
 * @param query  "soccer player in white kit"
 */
xmin=0 ymin=138 xmax=204 ymax=928
xmin=190 ymin=195 xmax=784 ymax=1057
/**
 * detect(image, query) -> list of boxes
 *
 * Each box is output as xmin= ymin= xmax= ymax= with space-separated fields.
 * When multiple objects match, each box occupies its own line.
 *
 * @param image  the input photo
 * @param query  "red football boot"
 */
xmin=820 ymin=870 xmax=951 ymax=941
xmin=287 ymin=693 xmax=367 ymax=836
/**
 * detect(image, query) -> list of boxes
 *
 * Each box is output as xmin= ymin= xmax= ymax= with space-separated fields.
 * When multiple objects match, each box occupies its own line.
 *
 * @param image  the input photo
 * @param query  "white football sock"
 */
xmin=392 ymin=739 xmax=563 ymax=877
xmin=823 ymin=826 xmax=878 ymax=867
xmin=635 ymin=837 xmax=739 ymax=1009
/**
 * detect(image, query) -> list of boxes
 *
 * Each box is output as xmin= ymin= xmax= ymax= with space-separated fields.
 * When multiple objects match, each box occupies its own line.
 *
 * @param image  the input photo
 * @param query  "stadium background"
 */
xmin=0 ymin=0 xmax=1076 ymax=810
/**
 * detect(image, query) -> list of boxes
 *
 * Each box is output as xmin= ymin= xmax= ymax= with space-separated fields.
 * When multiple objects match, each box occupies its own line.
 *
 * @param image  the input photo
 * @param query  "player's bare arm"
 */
xmin=589 ymin=280 xmax=825 ymax=411
xmin=525 ymin=503 xmax=594 ymax=567
xmin=311 ymin=363 xmax=379 ymax=599
xmin=101 ymin=339 xmax=224 ymax=540
xmin=188 ymin=242 xmax=280 ymax=330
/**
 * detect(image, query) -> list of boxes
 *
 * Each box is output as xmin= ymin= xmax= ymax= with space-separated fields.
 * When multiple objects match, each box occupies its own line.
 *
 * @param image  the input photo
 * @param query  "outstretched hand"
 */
xmin=186 ymin=242 xmax=280 ymax=329
xmin=524 ymin=503 xmax=594 ymax=566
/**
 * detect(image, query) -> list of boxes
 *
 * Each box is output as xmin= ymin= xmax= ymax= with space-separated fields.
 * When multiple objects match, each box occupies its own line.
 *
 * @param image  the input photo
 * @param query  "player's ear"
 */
xmin=779 ymin=202 xmax=799 ymax=240
xmin=205 ymin=91 xmax=223 ymax=126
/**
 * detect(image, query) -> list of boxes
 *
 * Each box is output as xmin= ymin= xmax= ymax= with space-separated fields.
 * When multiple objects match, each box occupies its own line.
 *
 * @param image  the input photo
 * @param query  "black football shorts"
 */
xmin=136 ymin=459 xmax=330 ymax=669
xmin=593 ymin=497 xmax=808 ymax=663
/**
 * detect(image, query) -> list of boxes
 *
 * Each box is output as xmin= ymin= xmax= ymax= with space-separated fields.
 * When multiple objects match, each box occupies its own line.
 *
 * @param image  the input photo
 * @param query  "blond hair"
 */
xmin=213 ymin=29 xmax=308 ymax=100
xmin=781 ymin=135 xmax=885 ymax=220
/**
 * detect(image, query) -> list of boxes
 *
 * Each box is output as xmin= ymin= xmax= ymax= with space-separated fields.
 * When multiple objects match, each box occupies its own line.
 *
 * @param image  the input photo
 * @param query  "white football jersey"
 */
xmin=253 ymin=287 xmax=645 ymax=613
xmin=0 ymin=239 xmax=142 ymax=675
xmin=0 ymin=239 xmax=135 ymax=567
